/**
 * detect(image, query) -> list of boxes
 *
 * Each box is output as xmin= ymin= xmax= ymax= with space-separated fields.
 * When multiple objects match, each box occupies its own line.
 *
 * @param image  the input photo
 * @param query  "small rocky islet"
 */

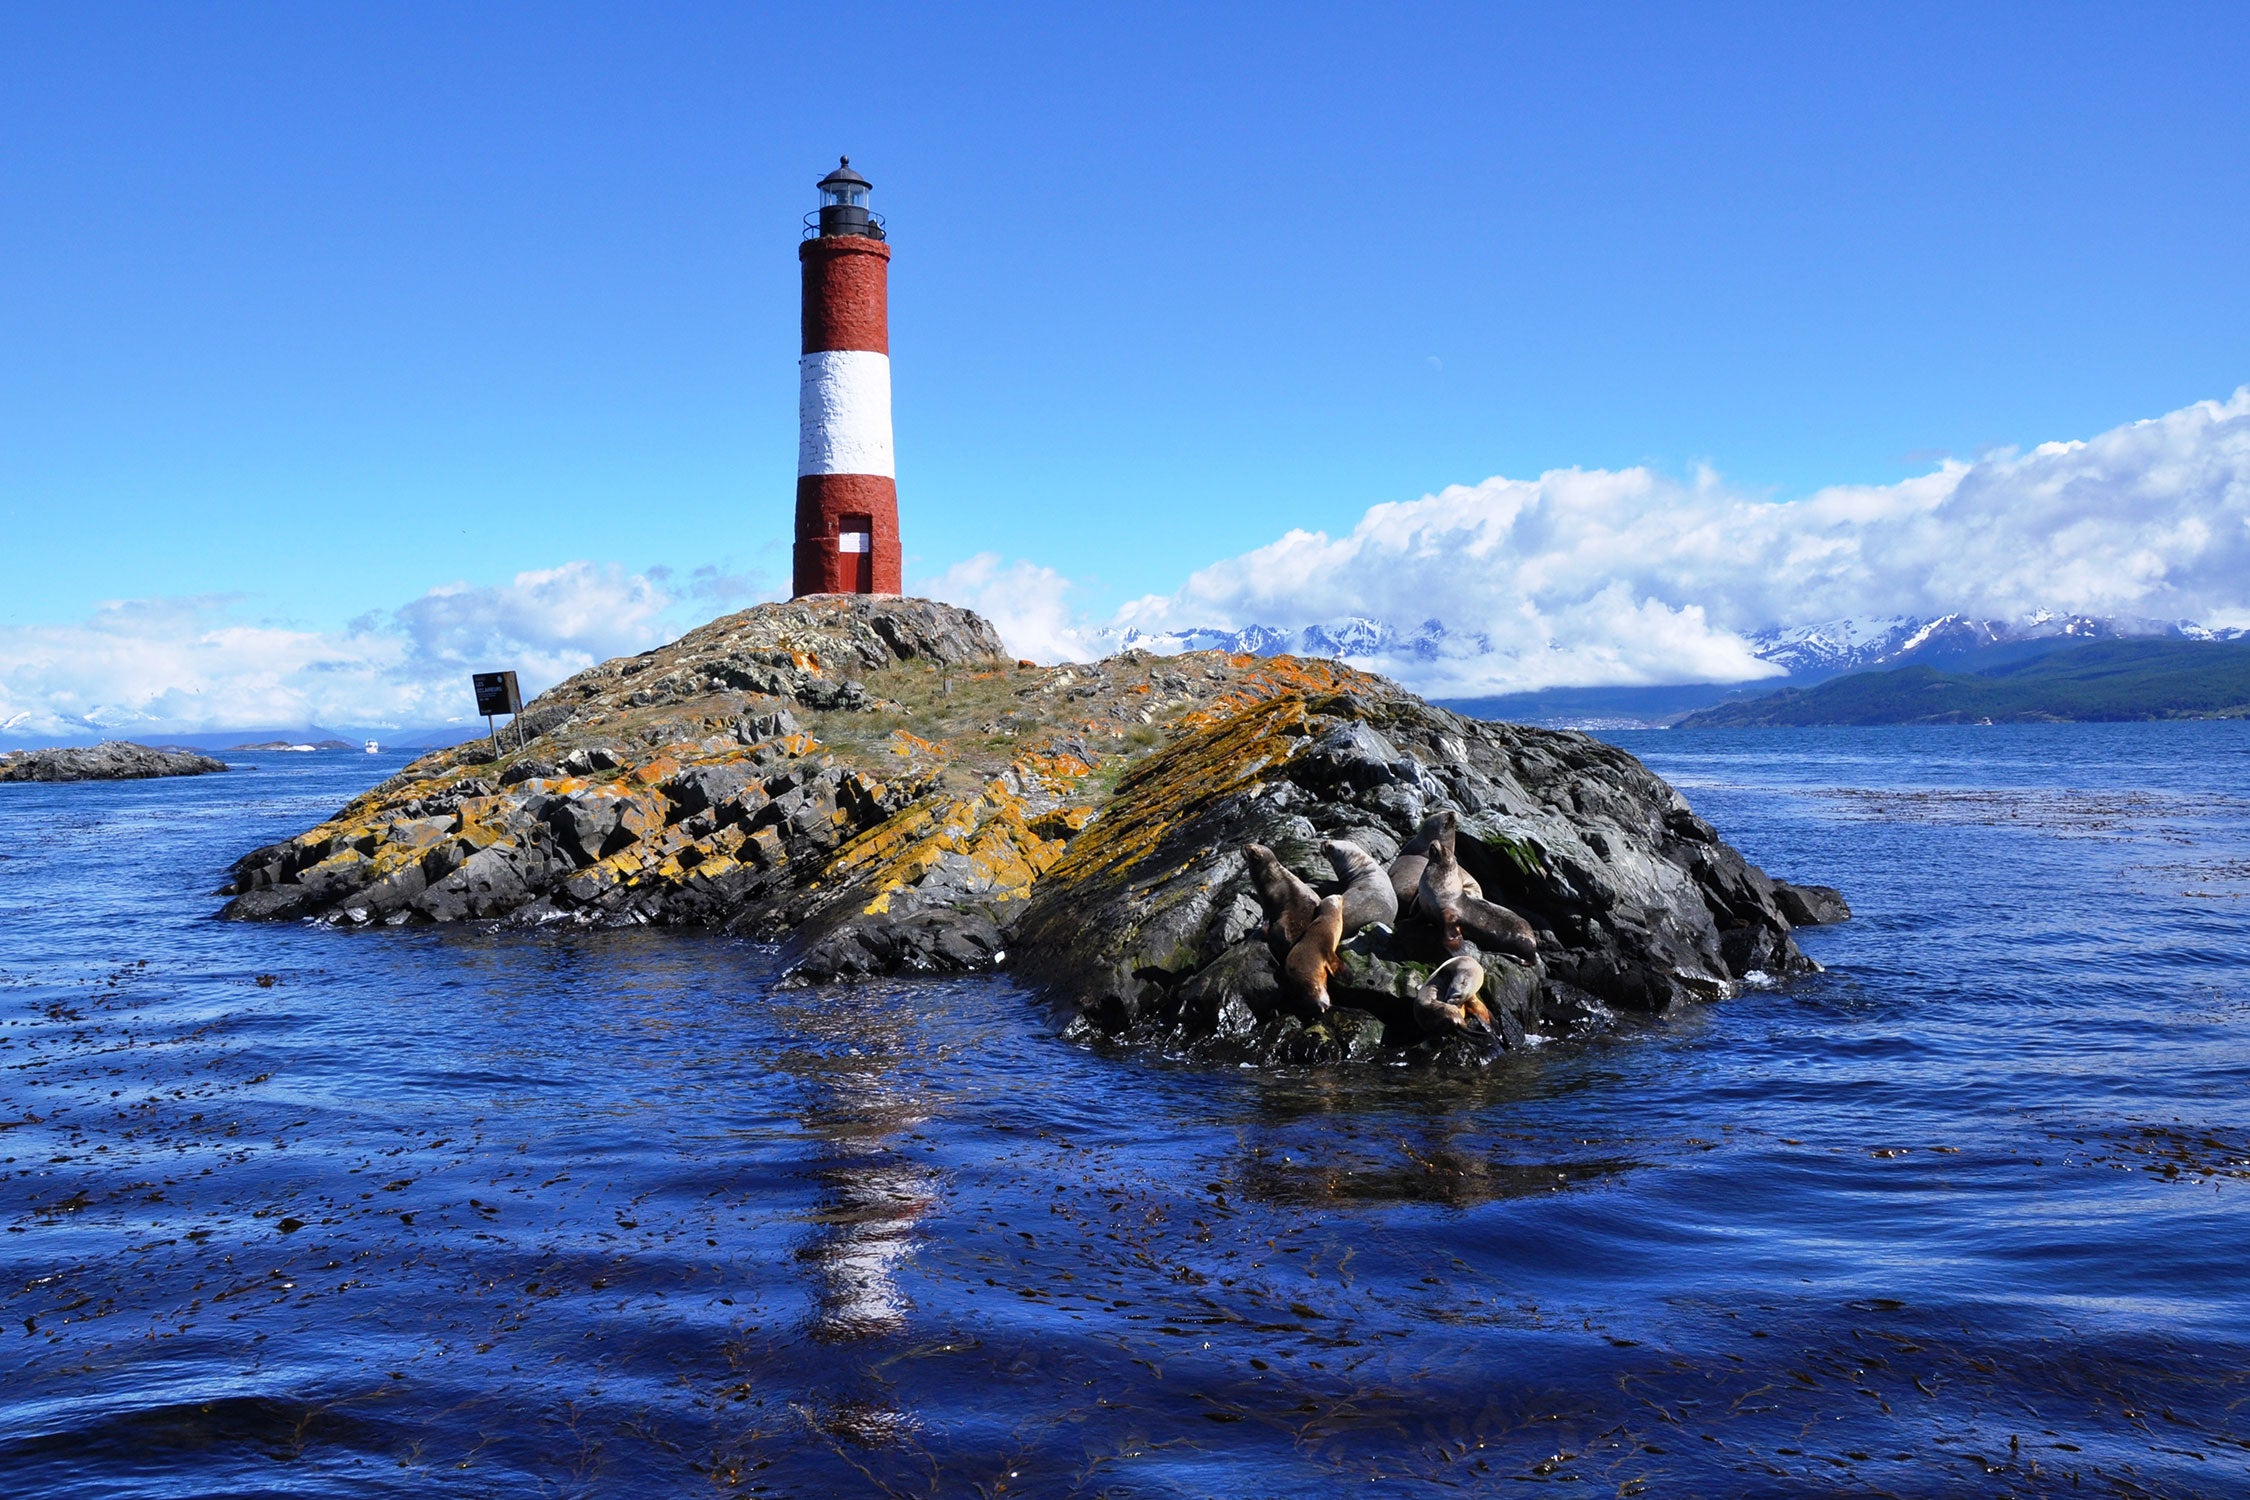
xmin=1 ymin=741 xmax=228 ymax=782
xmin=219 ymin=596 xmax=1846 ymax=1067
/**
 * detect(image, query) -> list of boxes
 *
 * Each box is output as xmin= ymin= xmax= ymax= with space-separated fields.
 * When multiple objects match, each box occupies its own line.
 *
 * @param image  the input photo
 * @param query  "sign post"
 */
xmin=472 ymin=671 xmax=525 ymax=754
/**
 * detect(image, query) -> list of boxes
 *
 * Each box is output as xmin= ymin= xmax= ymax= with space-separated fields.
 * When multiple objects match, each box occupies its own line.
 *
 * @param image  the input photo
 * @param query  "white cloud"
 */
xmin=1108 ymin=388 xmax=2250 ymax=694
xmin=390 ymin=563 xmax=678 ymax=685
xmin=916 ymin=553 xmax=1101 ymax=664
xmin=0 ymin=562 xmax=778 ymax=739
xmin=8 ymin=390 xmax=2248 ymax=731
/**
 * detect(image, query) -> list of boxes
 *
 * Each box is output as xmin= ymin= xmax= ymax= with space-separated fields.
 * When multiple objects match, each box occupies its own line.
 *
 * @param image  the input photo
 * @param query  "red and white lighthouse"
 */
xmin=793 ymin=158 xmax=903 ymax=597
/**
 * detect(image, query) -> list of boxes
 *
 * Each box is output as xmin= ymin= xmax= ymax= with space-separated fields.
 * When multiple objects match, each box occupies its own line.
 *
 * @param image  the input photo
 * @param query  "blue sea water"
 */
xmin=2 ymin=725 xmax=2248 ymax=1497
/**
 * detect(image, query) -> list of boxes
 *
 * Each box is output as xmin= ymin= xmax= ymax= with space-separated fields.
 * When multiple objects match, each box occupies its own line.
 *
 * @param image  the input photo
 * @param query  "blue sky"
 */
xmin=4 ymin=4 xmax=2250 ymax=730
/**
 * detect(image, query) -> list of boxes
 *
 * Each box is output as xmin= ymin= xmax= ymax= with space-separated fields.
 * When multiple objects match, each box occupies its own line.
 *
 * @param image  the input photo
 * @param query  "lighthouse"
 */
xmin=793 ymin=158 xmax=902 ymax=597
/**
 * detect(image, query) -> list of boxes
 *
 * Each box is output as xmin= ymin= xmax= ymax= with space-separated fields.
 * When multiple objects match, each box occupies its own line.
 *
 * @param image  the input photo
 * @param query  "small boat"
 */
xmin=365 ymin=739 xmax=380 ymax=754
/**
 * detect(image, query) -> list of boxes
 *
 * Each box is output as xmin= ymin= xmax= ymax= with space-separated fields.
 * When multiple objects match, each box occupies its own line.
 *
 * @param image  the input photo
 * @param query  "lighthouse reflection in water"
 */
xmin=796 ymin=1021 xmax=938 ymax=1344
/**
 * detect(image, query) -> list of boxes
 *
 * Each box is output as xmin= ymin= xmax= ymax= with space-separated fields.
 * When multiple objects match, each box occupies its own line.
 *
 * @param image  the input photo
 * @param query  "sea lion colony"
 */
xmin=1248 ymin=810 xmax=1536 ymax=1050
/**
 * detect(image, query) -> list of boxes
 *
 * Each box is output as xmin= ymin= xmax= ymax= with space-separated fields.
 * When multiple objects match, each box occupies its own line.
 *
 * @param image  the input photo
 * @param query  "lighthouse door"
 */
xmin=838 ymin=515 xmax=874 ymax=593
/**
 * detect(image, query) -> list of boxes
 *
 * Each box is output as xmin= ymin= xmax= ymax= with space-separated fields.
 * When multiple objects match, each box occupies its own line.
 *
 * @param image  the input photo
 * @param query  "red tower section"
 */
xmin=793 ymin=159 xmax=902 ymax=598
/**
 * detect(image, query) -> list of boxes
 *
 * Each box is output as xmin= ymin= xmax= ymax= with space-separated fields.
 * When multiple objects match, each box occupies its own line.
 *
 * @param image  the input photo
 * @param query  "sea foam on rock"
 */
xmin=219 ymin=596 xmax=1836 ymax=1066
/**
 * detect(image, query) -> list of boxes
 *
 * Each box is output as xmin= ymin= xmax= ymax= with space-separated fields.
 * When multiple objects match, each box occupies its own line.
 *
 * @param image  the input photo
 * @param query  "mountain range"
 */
xmin=0 ymin=720 xmax=478 ymax=754
xmin=11 ymin=612 xmax=2245 ymax=748
xmin=1111 ymin=612 xmax=2248 ymax=727
xmin=1677 ymin=637 xmax=2250 ymax=726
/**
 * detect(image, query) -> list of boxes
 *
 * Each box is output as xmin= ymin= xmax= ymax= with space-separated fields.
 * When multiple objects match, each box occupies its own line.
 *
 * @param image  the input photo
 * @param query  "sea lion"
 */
xmin=1283 ymin=895 xmax=1346 ymax=1016
xmin=1244 ymin=843 xmax=1321 ymax=950
xmin=1414 ymin=953 xmax=1492 ymax=1038
xmin=1415 ymin=820 xmax=1468 ymax=924
xmin=1388 ymin=851 xmax=1429 ymax=915
xmin=1420 ymin=829 xmax=1537 ymax=960
xmin=1453 ymin=893 xmax=1539 ymax=962
xmin=1322 ymin=838 xmax=1398 ymax=935
xmin=1390 ymin=810 xmax=1481 ymax=917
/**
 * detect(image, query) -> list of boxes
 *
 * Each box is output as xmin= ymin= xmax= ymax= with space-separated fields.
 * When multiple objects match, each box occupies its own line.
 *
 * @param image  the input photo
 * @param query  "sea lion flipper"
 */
xmin=1413 ymin=953 xmax=1488 ymax=1038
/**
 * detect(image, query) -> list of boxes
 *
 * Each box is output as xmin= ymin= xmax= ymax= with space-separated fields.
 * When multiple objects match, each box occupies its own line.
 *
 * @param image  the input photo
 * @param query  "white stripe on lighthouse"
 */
xmin=797 ymin=349 xmax=894 ymax=478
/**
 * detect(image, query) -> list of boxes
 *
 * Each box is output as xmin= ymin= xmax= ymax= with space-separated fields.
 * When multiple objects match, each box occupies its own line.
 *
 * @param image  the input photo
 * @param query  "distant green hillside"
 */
xmin=1676 ymin=638 xmax=2250 ymax=727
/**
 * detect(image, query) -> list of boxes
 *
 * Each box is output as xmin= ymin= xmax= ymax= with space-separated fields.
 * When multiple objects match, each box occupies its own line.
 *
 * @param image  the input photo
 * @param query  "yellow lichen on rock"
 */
xmin=230 ymin=601 xmax=1390 ymax=943
xmin=1042 ymin=693 xmax=1314 ymax=893
xmin=825 ymin=745 xmax=1095 ymax=916
xmin=1030 ymin=805 xmax=1095 ymax=841
xmin=890 ymin=730 xmax=939 ymax=758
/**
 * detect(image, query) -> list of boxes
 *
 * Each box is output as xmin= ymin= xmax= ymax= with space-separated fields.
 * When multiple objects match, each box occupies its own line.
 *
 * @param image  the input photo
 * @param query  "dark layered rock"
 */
xmin=1 ymin=742 xmax=227 ymax=783
xmin=787 ymin=907 xmax=1007 ymax=984
xmin=217 ymin=597 xmax=1833 ymax=1069
xmin=1017 ymin=686 xmax=1818 ymax=1064
xmin=1773 ymin=880 xmax=1852 ymax=927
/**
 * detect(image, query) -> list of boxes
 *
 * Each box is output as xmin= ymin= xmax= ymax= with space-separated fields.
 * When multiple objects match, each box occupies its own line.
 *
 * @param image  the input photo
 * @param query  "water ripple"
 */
xmin=3 ymin=730 xmax=2248 ymax=1494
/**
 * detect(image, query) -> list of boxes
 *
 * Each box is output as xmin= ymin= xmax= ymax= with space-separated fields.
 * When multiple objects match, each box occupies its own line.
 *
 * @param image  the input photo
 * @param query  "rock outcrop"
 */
xmin=219 ymin=597 xmax=1837 ymax=1066
xmin=1009 ymin=684 xmax=1822 ymax=1064
xmin=1772 ymin=880 xmax=1851 ymax=927
xmin=1 ymin=742 xmax=227 ymax=782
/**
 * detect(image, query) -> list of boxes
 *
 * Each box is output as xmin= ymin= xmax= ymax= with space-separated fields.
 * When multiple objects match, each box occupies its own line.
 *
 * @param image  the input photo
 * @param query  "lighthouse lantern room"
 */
xmin=793 ymin=157 xmax=902 ymax=598
xmin=814 ymin=160 xmax=881 ymax=239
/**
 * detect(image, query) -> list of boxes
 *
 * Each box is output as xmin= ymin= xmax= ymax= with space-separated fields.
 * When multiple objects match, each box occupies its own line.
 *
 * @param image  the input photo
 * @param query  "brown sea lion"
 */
xmin=1397 ymin=809 xmax=1452 ymax=860
xmin=1416 ymin=820 xmax=1468 ymax=924
xmin=1283 ymin=895 xmax=1346 ymax=1016
xmin=1244 ymin=843 xmax=1320 ymax=950
xmin=1322 ymin=838 xmax=1399 ymax=934
xmin=1387 ymin=851 xmax=1429 ymax=915
xmin=1390 ymin=809 xmax=1482 ymax=917
xmin=1453 ymin=893 xmax=1539 ymax=962
xmin=1420 ymin=830 xmax=1536 ymax=960
xmin=1414 ymin=953 xmax=1492 ymax=1038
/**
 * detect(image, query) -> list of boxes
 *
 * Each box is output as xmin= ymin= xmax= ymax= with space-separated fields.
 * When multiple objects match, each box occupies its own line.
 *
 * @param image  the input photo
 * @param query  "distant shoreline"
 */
xmin=0 ymin=741 xmax=228 ymax=783
xmin=1676 ymin=638 xmax=2250 ymax=728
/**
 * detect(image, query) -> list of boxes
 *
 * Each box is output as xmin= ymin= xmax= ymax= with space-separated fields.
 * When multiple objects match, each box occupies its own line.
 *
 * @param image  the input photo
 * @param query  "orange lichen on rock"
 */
xmin=1041 ymin=693 xmax=1312 ymax=894
xmin=832 ymin=743 xmax=1097 ymax=916
xmin=1174 ymin=655 xmax=1387 ymax=732
xmin=1030 ymin=805 xmax=1095 ymax=841
xmin=230 ymin=601 xmax=1391 ymax=947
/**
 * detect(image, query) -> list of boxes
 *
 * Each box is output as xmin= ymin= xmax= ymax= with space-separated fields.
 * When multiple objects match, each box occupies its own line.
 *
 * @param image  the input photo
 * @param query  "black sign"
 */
xmin=472 ymin=671 xmax=523 ymax=717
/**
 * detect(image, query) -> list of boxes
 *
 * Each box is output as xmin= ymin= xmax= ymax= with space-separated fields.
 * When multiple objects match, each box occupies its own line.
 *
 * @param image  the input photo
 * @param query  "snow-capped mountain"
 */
xmin=1107 ymin=623 xmax=1300 ymax=657
xmin=1108 ymin=610 xmax=2238 ymax=683
xmin=1107 ymin=616 xmax=1494 ymax=664
xmin=1746 ymin=613 xmax=2232 ymax=677
xmin=1740 ymin=616 xmax=1995 ymax=676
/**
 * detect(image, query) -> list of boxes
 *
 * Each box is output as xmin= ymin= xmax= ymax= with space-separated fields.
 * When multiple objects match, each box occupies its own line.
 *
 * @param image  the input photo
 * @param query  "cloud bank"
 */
xmin=1098 ymin=388 xmax=2250 ymax=694
xmin=0 ymin=562 xmax=775 ymax=740
xmin=8 ymin=389 xmax=2248 ymax=734
xmin=915 ymin=554 xmax=1092 ymax=666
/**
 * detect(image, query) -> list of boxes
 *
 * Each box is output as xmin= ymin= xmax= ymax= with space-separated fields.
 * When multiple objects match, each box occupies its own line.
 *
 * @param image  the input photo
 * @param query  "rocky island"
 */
xmin=220 ymin=597 xmax=1844 ymax=1066
xmin=2 ymin=741 xmax=228 ymax=782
